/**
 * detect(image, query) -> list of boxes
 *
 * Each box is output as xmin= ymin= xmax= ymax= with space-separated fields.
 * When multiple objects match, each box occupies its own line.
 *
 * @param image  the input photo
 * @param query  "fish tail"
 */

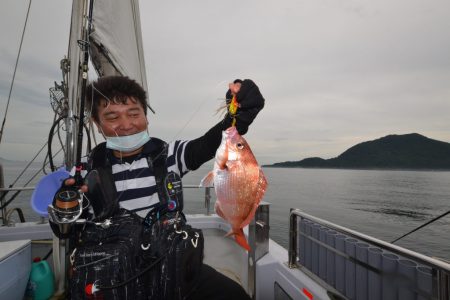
xmin=234 ymin=228 xmax=251 ymax=251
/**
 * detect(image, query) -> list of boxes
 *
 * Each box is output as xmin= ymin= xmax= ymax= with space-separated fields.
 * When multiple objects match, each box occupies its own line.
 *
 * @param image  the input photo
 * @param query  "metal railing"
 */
xmin=248 ymin=203 xmax=270 ymax=299
xmin=183 ymin=185 xmax=213 ymax=215
xmin=0 ymin=185 xmax=215 ymax=224
xmin=0 ymin=186 xmax=35 ymax=225
xmin=0 ymin=165 xmax=30 ymax=225
xmin=289 ymin=208 xmax=450 ymax=300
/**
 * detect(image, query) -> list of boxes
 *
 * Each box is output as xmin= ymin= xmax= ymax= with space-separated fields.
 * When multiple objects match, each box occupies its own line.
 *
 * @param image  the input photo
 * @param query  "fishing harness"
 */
xmin=75 ymin=138 xmax=201 ymax=296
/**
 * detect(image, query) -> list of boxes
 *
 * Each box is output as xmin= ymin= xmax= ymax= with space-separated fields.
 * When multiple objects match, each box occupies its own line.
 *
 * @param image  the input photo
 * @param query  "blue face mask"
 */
xmin=106 ymin=131 xmax=150 ymax=152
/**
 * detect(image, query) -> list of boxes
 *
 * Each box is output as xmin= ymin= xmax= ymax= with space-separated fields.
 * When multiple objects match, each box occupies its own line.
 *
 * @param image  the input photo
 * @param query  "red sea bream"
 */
xmin=200 ymin=126 xmax=267 ymax=250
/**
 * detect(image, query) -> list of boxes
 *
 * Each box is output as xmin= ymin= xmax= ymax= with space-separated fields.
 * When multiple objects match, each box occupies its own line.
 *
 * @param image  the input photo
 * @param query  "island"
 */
xmin=265 ymin=133 xmax=450 ymax=170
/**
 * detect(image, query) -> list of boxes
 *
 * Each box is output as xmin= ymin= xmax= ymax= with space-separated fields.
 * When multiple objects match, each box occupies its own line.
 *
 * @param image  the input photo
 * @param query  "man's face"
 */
xmin=95 ymin=97 xmax=148 ymax=137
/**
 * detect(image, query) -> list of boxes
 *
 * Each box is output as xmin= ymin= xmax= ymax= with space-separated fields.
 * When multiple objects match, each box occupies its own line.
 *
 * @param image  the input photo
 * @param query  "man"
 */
xmin=54 ymin=76 xmax=265 ymax=299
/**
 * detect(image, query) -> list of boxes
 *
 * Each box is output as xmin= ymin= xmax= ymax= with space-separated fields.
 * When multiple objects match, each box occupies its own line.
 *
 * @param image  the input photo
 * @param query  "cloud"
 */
xmin=1 ymin=0 xmax=450 ymax=164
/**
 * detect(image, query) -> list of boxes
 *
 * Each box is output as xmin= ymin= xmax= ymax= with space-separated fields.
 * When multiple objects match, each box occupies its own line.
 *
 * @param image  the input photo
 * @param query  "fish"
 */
xmin=200 ymin=126 xmax=268 ymax=251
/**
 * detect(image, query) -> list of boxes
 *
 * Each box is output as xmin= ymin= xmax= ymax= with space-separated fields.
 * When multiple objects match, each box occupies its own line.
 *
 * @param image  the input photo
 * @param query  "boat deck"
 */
xmin=1 ymin=205 xmax=450 ymax=299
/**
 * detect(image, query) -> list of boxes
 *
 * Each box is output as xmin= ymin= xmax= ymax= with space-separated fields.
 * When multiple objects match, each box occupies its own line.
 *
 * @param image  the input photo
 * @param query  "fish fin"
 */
xmin=239 ymin=202 xmax=259 ymax=229
xmin=214 ymin=201 xmax=227 ymax=220
xmin=199 ymin=171 xmax=214 ymax=187
xmin=234 ymin=228 xmax=251 ymax=251
xmin=252 ymin=169 xmax=268 ymax=206
xmin=257 ymin=168 xmax=268 ymax=194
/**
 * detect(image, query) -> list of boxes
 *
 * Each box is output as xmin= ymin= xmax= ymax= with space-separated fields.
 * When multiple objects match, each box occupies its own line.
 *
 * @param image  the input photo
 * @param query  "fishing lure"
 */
xmin=228 ymin=95 xmax=239 ymax=127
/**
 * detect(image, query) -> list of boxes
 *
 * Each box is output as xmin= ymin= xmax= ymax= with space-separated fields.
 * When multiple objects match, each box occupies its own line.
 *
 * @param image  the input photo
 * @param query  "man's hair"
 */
xmin=85 ymin=76 xmax=147 ymax=122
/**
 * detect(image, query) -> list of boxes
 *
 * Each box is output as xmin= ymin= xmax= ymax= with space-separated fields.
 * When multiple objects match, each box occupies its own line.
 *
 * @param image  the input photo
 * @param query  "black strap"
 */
xmin=145 ymin=139 xmax=169 ymax=207
xmin=142 ymin=140 xmax=170 ymax=228
xmin=87 ymin=140 xmax=182 ymax=225
xmin=88 ymin=142 xmax=108 ymax=170
xmin=88 ymin=140 xmax=169 ymax=206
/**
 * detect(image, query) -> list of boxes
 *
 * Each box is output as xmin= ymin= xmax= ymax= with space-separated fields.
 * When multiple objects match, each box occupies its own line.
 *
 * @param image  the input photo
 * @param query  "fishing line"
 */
xmin=80 ymin=79 xmax=229 ymax=208
xmin=98 ymin=80 xmax=229 ymax=208
xmin=0 ymin=0 xmax=32 ymax=145
xmin=137 ymin=80 xmax=230 ymax=174
xmin=91 ymin=85 xmax=112 ymax=105
xmin=169 ymin=80 xmax=228 ymax=142
xmin=90 ymin=80 xmax=229 ymax=170
xmin=89 ymin=84 xmax=155 ymax=203
xmin=86 ymin=83 xmax=145 ymax=205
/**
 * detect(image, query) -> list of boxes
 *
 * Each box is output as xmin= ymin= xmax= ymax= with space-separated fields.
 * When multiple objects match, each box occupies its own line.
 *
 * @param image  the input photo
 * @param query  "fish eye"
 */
xmin=237 ymin=143 xmax=244 ymax=149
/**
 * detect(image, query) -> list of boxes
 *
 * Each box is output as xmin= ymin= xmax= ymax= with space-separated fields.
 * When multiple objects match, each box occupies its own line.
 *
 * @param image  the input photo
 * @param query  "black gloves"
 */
xmin=184 ymin=79 xmax=265 ymax=170
xmin=225 ymin=79 xmax=265 ymax=135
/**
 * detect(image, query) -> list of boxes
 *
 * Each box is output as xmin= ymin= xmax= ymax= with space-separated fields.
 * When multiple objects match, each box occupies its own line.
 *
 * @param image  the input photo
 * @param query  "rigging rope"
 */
xmin=6 ymin=141 xmax=47 ymax=190
xmin=0 ymin=0 xmax=32 ymax=145
xmin=0 ymin=147 xmax=63 ymax=210
xmin=0 ymin=117 xmax=63 ymax=203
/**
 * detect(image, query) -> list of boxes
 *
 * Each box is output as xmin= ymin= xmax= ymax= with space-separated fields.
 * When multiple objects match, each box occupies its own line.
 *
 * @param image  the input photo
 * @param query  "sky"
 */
xmin=1 ymin=0 xmax=450 ymax=165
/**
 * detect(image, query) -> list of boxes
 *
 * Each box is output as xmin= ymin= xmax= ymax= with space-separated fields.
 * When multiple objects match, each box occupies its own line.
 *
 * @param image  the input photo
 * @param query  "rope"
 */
xmin=0 ymin=147 xmax=63 ymax=210
xmin=0 ymin=0 xmax=32 ymax=145
xmin=2 ymin=123 xmax=61 ymax=193
xmin=6 ymin=142 xmax=48 ymax=189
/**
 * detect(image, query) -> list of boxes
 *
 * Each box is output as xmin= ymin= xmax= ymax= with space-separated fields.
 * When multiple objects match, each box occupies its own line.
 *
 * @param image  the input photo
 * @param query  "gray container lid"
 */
xmin=0 ymin=239 xmax=31 ymax=261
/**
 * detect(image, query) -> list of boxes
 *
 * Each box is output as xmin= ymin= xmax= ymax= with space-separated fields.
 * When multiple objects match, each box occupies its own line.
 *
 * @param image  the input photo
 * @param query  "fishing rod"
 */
xmin=73 ymin=0 xmax=94 ymax=184
xmin=48 ymin=0 xmax=95 ymax=233
xmin=391 ymin=209 xmax=450 ymax=244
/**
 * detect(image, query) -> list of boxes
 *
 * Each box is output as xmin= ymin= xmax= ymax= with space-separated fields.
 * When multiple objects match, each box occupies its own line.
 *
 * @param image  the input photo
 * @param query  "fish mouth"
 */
xmin=225 ymin=126 xmax=238 ymax=137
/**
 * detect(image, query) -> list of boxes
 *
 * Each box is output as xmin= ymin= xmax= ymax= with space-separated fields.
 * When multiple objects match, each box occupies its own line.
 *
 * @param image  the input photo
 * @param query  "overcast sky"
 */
xmin=1 ymin=0 xmax=449 ymax=165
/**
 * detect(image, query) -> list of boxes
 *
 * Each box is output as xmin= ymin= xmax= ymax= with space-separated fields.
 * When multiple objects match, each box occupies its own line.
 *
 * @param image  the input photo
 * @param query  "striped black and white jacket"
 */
xmin=85 ymin=118 xmax=242 ymax=218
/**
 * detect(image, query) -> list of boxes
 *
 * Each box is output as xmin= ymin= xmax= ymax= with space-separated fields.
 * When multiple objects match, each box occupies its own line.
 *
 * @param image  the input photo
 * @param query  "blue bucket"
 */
xmin=31 ymin=168 xmax=69 ymax=217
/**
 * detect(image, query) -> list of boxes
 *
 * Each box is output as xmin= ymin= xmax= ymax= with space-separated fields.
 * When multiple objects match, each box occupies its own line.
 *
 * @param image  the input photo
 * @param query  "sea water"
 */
xmin=2 ymin=162 xmax=450 ymax=261
xmin=184 ymin=166 xmax=450 ymax=262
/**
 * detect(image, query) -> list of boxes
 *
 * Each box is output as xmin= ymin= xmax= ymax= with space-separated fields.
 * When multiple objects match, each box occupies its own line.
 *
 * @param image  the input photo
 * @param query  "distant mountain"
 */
xmin=266 ymin=133 xmax=450 ymax=170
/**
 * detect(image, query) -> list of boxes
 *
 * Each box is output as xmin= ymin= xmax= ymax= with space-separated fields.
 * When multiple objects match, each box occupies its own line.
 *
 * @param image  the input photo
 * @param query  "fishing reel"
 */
xmin=48 ymin=186 xmax=85 ymax=237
